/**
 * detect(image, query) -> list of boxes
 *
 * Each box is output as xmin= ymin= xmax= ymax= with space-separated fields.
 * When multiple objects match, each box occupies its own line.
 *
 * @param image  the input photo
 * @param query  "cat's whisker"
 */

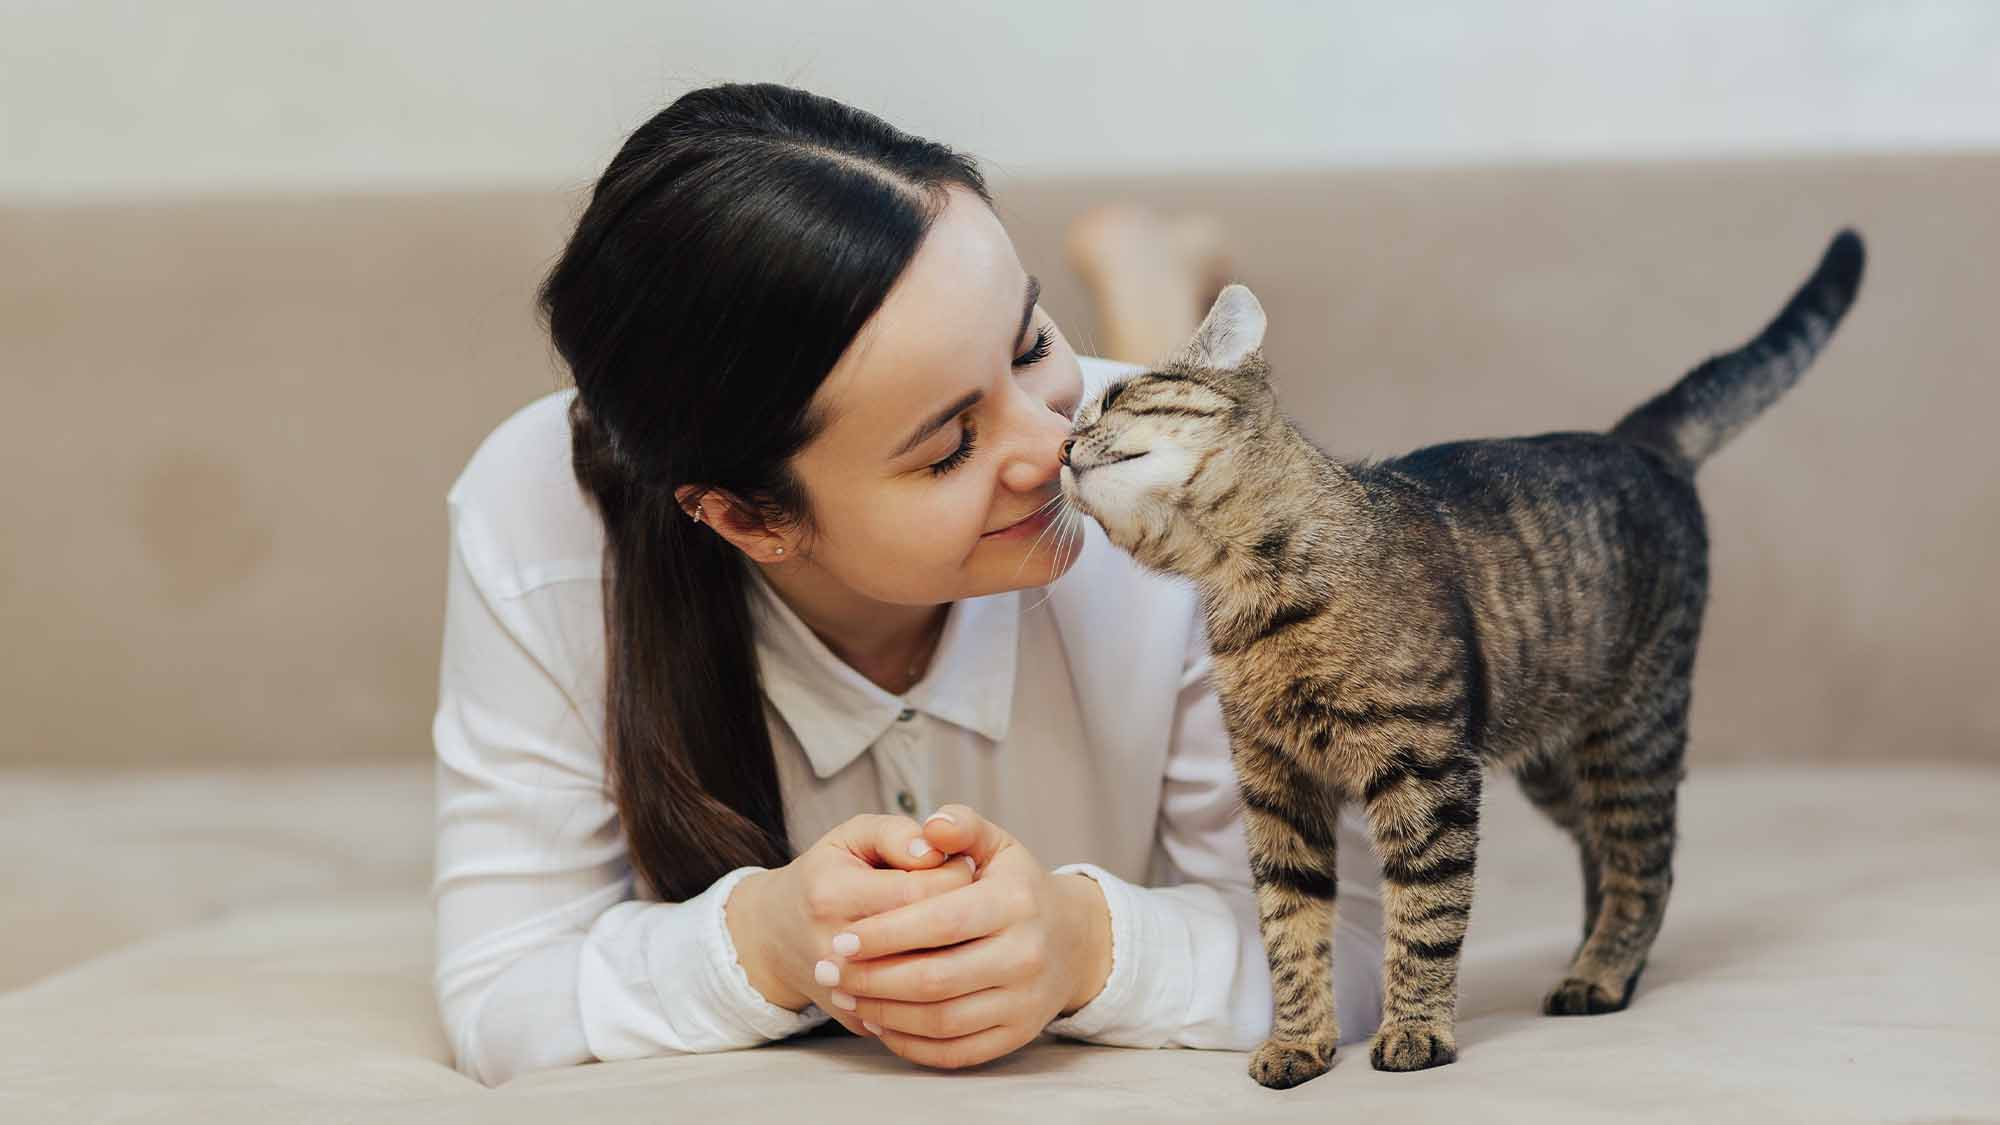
xmin=1020 ymin=519 xmax=1063 ymax=613
xmin=1056 ymin=507 xmax=1084 ymax=574
xmin=1021 ymin=507 xmax=1083 ymax=615
xmin=1012 ymin=493 xmax=1071 ymax=581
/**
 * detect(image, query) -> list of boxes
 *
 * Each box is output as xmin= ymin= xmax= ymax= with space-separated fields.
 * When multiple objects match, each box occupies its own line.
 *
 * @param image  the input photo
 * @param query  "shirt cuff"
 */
xmin=694 ymin=866 xmax=831 ymax=1044
xmin=1043 ymin=863 xmax=1195 ymax=1047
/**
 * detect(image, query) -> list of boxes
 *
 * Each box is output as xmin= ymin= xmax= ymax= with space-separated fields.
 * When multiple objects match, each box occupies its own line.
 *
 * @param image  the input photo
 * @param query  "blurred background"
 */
xmin=1 ymin=0 xmax=1996 ymax=1059
xmin=8 ymin=1 xmax=2000 ymax=196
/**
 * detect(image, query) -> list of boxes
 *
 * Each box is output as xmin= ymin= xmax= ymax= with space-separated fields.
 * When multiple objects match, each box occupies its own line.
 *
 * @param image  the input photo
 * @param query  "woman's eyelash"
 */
xmin=1013 ymin=324 xmax=1054 ymax=368
xmin=928 ymin=420 xmax=977 ymax=476
xmin=927 ymin=327 xmax=1049 ymax=477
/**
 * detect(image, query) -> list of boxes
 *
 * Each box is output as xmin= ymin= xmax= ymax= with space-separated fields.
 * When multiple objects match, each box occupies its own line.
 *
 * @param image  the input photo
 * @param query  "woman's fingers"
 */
xmin=841 ymin=986 xmax=1011 ymax=1041
xmin=826 ymin=813 xmax=953 ymax=872
xmin=818 ymin=859 xmax=975 ymax=923
xmin=816 ymin=1000 xmax=878 ymax=1041
xmin=871 ymin=1022 xmax=1037 ymax=1071
xmin=918 ymin=803 xmax=1013 ymax=870
xmin=835 ymin=875 xmax=1024 ymax=961
xmin=829 ymin=933 xmax=1022 ymax=1003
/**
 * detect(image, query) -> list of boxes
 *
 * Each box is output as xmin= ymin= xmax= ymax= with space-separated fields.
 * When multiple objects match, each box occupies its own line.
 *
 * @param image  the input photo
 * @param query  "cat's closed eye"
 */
xmin=1100 ymin=380 xmax=1130 ymax=412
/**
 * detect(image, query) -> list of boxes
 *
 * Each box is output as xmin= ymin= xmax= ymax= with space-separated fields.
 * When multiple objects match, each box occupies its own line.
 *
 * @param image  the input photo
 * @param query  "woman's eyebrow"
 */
xmin=1016 ymin=274 xmax=1041 ymax=344
xmin=889 ymin=276 xmax=1040 ymax=461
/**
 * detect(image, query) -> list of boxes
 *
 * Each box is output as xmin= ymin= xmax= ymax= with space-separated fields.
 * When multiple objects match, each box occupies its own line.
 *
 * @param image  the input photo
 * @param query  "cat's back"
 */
xmin=1367 ymin=431 xmax=1686 ymax=516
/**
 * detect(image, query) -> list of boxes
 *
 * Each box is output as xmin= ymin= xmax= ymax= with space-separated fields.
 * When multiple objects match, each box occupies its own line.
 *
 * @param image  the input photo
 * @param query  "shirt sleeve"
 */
xmin=1043 ymin=613 xmax=1384 ymax=1050
xmin=430 ymin=500 xmax=826 ymax=1087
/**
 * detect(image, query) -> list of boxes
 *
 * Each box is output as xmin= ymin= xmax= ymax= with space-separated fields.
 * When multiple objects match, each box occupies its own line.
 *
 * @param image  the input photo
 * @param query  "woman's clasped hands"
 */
xmin=726 ymin=804 xmax=1112 ymax=1070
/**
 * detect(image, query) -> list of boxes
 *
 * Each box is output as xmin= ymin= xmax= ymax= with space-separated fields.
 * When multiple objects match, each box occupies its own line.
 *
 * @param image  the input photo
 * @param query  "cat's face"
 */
xmin=1060 ymin=285 xmax=1280 ymax=574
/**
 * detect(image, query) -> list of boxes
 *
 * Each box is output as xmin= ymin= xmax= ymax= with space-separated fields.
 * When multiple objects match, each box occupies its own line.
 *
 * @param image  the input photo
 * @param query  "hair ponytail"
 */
xmin=569 ymin=397 xmax=787 ymax=900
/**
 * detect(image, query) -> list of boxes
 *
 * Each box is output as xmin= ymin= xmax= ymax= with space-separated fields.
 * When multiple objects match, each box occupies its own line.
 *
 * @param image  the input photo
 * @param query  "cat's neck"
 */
xmin=1191 ymin=427 xmax=1382 ymax=649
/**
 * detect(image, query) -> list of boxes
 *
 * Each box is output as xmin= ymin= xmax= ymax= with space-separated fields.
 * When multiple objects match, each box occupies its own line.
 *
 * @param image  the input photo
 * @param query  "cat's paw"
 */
xmin=1541 ymin=975 xmax=1629 ymax=1015
xmin=1543 ymin=959 xmax=1646 ymax=1015
xmin=1248 ymin=1037 xmax=1335 ymax=1089
xmin=1368 ymin=1020 xmax=1457 ymax=1072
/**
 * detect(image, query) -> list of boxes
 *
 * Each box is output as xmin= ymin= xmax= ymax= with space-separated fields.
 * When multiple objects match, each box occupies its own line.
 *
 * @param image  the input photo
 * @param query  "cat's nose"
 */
xmin=1059 ymin=436 xmax=1076 ymax=466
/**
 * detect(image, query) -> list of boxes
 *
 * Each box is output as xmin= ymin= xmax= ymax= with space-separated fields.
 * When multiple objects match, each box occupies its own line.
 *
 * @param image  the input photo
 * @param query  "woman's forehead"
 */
xmin=813 ymin=190 xmax=1026 ymax=437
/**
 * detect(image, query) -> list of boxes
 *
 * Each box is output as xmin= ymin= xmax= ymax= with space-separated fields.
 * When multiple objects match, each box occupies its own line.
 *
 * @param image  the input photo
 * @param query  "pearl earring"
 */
xmin=774 ymin=547 xmax=785 ymax=557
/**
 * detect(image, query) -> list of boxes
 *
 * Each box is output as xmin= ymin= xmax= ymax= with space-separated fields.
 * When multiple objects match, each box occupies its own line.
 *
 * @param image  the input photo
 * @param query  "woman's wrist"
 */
xmin=724 ymin=868 xmax=812 ymax=1011
xmin=1054 ymin=871 xmax=1113 ymax=1015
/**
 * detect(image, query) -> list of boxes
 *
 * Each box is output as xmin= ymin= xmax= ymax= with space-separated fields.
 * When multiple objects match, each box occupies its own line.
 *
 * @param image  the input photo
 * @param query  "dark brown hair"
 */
xmin=536 ymin=83 xmax=988 ymax=902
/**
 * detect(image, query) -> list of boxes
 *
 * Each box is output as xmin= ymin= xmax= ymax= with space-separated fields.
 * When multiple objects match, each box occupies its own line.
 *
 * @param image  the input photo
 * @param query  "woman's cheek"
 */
xmin=877 ymin=478 xmax=988 ymax=569
xmin=948 ymin=472 xmax=1002 ymax=553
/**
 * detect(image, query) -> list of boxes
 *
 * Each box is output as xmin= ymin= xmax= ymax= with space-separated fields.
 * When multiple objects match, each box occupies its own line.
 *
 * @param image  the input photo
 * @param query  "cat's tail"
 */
xmin=1612 ymin=228 xmax=1864 ymax=470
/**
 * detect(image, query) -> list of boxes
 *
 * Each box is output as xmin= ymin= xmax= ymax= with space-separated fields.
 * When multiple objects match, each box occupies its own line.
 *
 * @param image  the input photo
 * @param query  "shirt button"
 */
xmin=896 ymin=790 xmax=917 ymax=814
xmin=897 ymin=707 xmax=917 ymax=722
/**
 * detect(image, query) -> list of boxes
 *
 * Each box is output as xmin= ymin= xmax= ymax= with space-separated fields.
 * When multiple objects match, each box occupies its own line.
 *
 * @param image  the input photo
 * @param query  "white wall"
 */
xmin=4 ymin=0 xmax=1997 ymax=201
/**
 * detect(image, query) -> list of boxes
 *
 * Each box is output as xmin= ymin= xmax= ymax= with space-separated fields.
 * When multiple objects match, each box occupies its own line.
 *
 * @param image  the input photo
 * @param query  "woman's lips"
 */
xmin=982 ymin=504 xmax=1057 ymax=540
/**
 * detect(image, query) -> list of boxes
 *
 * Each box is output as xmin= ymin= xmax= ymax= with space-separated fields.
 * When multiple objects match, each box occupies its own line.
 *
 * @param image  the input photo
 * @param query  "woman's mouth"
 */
xmin=982 ymin=503 xmax=1058 ymax=540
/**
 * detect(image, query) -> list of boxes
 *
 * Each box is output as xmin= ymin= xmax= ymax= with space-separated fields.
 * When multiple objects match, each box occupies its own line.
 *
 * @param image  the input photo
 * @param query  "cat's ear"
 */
xmin=1174 ymin=284 xmax=1266 ymax=372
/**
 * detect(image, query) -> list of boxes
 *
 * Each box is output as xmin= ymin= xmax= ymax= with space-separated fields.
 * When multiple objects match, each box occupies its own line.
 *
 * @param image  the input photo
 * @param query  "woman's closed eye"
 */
xmin=928 ymin=420 xmax=977 ymax=476
xmin=927 ymin=325 xmax=1056 ymax=476
xmin=1013 ymin=323 xmax=1054 ymax=369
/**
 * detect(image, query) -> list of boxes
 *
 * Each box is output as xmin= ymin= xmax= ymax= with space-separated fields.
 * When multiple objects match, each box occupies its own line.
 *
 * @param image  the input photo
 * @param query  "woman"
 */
xmin=431 ymin=82 xmax=1384 ymax=1086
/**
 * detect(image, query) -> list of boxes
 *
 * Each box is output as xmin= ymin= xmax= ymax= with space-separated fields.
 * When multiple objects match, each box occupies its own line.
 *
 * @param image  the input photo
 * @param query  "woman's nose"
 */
xmin=999 ymin=396 xmax=1071 ymax=493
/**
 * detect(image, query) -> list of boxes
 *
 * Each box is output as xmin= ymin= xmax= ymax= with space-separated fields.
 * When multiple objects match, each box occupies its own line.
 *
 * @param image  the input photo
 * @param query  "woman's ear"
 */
xmin=676 ymin=485 xmax=794 ymax=564
xmin=672 ymin=484 xmax=709 ymax=525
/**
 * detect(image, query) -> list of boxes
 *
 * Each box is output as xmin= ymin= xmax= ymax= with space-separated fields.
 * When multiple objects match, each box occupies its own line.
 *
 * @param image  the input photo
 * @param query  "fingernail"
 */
xmin=962 ymin=855 xmax=978 ymax=876
xmin=924 ymin=810 xmax=957 ymax=826
xmin=863 ymin=1020 xmax=883 ymax=1035
xmin=814 ymin=959 xmax=840 ymax=987
xmin=830 ymin=990 xmax=856 ymax=1011
xmin=908 ymin=838 xmax=934 ymax=858
xmin=831 ymin=932 xmax=860 ymax=957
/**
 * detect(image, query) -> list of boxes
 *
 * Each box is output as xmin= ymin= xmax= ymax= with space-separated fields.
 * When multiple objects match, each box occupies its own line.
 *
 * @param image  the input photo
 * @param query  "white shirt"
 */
xmin=431 ymin=356 xmax=1385 ymax=1086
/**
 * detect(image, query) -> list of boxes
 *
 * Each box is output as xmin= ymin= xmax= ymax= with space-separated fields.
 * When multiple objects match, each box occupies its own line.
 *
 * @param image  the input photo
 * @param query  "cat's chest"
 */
xmin=1208 ymin=641 xmax=1410 ymax=783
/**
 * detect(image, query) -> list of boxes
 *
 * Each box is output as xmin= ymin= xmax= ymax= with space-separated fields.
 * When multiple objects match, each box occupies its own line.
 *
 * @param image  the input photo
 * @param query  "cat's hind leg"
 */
xmin=1513 ymin=753 xmax=1604 ymax=952
xmin=1543 ymin=676 xmax=1688 ymax=1016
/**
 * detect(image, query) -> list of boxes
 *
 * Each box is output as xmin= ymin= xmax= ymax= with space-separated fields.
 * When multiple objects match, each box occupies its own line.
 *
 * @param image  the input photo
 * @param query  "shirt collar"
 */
xmin=748 ymin=570 xmax=1019 ymax=780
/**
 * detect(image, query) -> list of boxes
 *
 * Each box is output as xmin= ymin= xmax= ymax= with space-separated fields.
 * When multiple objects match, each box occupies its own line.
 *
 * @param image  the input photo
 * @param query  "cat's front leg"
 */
xmin=1361 ymin=741 xmax=1483 ymax=1072
xmin=1235 ymin=738 xmax=1343 ymax=1090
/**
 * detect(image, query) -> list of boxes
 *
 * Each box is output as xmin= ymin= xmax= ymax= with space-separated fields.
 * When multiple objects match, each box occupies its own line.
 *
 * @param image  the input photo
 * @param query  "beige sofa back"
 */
xmin=4 ymin=154 xmax=1994 ymax=768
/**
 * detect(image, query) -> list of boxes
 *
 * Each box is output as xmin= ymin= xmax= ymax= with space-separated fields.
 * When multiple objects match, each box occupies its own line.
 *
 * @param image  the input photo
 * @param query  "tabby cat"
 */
xmin=1057 ymin=231 xmax=1865 ymax=1088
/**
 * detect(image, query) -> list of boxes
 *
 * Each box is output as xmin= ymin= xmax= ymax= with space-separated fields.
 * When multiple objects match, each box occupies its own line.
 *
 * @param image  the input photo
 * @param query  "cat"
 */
xmin=1057 ymin=230 xmax=1865 ymax=1088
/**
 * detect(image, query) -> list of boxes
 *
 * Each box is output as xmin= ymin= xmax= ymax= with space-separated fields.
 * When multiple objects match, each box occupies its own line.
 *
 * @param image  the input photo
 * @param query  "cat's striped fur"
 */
xmin=1058 ymin=231 xmax=1865 ymax=1088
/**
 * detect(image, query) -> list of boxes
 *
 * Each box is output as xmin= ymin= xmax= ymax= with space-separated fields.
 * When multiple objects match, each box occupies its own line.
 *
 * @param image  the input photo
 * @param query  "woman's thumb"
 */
xmin=831 ymin=813 xmax=950 ymax=871
xmin=920 ymin=803 xmax=1010 ymax=869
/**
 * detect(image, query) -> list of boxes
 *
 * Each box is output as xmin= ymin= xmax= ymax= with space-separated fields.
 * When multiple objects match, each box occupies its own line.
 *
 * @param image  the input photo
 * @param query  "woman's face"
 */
xmin=785 ymin=187 xmax=1085 ymax=607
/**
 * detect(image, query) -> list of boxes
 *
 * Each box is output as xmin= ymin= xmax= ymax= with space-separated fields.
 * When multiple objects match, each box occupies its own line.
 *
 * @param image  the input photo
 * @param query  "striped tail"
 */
xmin=1613 ymin=229 xmax=1865 ymax=469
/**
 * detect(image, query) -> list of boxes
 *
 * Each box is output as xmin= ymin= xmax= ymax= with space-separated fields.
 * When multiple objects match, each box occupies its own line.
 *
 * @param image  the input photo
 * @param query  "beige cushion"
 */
xmin=5 ymin=155 xmax=1998 ymax=769
xmin=0 ymin=764 xmax=433 ymax=991
xmin=5 ymin=765 xmax=1993 ymax=1121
